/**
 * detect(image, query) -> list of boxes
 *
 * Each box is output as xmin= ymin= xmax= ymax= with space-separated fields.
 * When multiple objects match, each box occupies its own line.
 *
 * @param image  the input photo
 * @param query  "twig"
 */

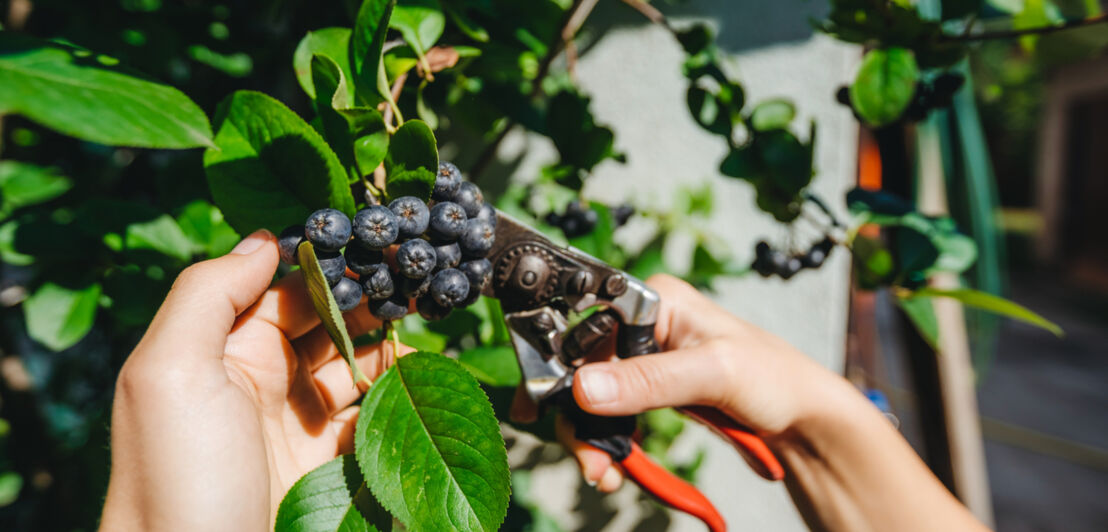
xmin=382 ymin=71 xmax=408 ymax=128
xmin=620 ymin=0 xmax=673 ymax=31
xmin=943 ymin=13 xmax=1108 ymax=42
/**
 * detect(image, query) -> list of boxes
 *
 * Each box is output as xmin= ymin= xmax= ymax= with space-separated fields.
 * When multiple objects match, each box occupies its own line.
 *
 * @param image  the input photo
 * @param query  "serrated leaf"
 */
xmin=353 ymin=0 xmax=398 ymax=105
xmin=0 ymin=161 xmax=71 ymax=219
xmin=750 ymin=99 xmax=796 ymax=132
xmin=275 ymin=455 xmax=391 ymax=532
xmin=23 ymin=281 xmax=101 ymax=351
xmin=312 ymin=54 xmax=390 ymax=182
xmin=355 ymin=352 xmax=510 ymax=532
xmin=0 ymin=33 xmax=212 ymax=148
xmin=384 ymin=120 xmax=437 ymax=201
xmin=910 ymin=288 xmax=1063 ymax=337
xmin=850 ymin=47 xmax=919 ymax=127
xmin=458 ymin=346 xmax=520 ymax=387
xmin=204 ymin=90 xmax=355 ymax=235
xmin=299 ymin=241 xmax=368 ymax=385
xmin=294 ymin=28 xmax=355 ymax=102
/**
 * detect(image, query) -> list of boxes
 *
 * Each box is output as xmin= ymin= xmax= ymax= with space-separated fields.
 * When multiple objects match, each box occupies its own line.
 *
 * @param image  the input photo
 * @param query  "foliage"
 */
xmin=0 ymin=0 xmax=1098 ymax=529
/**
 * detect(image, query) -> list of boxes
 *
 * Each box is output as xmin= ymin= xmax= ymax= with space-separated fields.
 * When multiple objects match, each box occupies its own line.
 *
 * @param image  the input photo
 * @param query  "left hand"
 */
xmin=100 ymin=230 xmax=410 ymax=532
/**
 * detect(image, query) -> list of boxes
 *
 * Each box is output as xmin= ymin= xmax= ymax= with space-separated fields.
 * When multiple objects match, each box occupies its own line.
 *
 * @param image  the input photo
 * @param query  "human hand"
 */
xmin=511 ymin=274 xmax=852 ymax=492
xmin=100 ymin=230 xmax=411 ymax=532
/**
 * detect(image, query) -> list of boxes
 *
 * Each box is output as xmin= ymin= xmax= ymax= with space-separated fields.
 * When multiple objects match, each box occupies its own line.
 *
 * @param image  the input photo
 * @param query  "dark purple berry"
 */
xmin=352 ymin=206 xmax=399 ymax=249
xmin=434 ymin=162 xmax=463 ymax=201
xmin=359 ymin=263 xmax=395 ymax=300
xmin=369 ymin=293 xmax=408 ymax=321
xmin=802 ymin=237 xmax=835 ymax=269
xmin=559 ymin=201 xmax=598 ymax=238
xmin=768 ymin=249 xmax=789 ymax=275
xmin=474 ymin=203 xmax=497 ymax=228
xmin=416 ymin=294 xmax=452 ymax=321
xmin=428 ymin=202 xmax=468 ymax=241
xmin=458 ymin=258 xmax=491 ymax=294
xmin=388 ymin=196 xmax=430 ymax=239
xmin=778 ymin=256 xmax=803 ymax=280
xmin=544 ymin=211 xmax=562 ymax=227
xmin=611 ymin=204 xmax=635 ymax=227
xmin=305 ymin=208 xmax=352 ymax=252
xmin=452 ymin=181 xmax=484 ymax=217
xmin=395 ymin=238 xmax=436 ymax=279
xmin=316 ymin=250 xmax=347 ymax=287
xmin=459 ymin=219 xmax=495 ymax=258
xmin=332 ymin=277 xmax=363 ymax=311
xmin=278 ymin=225 xmax=305 ymax=265
xmin=344 ymin=244 xmax=384 ymax=276
xmin=434 ymin=242 xmax=462 ymax=271
xmin=430 ymin=268 xmax=470 ymax=307
xmin=397 ymin=273 xmax=432 ymax=299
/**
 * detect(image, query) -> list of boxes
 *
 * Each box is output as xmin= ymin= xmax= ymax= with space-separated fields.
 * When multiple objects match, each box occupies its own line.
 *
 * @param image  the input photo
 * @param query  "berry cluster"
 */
xmin=545 ymin=200 xmax=634 ymax=238
xmin=278 ymin=162 xmax=496 ymax=321
xmin=752 ymin=237 xmax=834 ymax=280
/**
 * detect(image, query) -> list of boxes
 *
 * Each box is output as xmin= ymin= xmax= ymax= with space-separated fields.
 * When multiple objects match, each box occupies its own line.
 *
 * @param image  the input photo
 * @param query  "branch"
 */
xmin=620 ymin=0 xmax=673 ymax=32
xmin=943 ymin=13 xmax=1108 ymax=42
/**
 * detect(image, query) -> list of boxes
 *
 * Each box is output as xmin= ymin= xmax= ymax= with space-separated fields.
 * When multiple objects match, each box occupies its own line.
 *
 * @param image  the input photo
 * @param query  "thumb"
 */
xmin=140 ymin=229 xmax=280 ymax=360
xmin=572 ymin=342 xmax=732 ymax=417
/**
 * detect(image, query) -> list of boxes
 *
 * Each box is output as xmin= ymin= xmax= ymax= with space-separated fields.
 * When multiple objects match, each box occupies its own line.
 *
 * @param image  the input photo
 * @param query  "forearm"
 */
xmin=770 ymin=377 xmax=988 ymax=532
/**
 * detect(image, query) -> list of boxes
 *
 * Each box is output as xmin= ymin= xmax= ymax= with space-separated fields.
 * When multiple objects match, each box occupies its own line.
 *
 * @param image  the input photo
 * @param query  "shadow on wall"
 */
xmin=589 ymin=0 xmax=828 ymax=53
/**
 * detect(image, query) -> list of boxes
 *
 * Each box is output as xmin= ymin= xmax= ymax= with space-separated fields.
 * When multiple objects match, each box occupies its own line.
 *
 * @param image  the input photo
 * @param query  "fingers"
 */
xmin=291 ymin=304 xmax=384 ymax=372
xmin=572 ymin=340 xmax=732 ymax=417
xmin=138 ymin=230 xmax=279 ymax=362
xmin=556 ymin=416 xmax=623 ymax=492
xmin=332 ymin=405 xmax=360 ymax=455
xmin=311 ymin=341 xmax=416 ymax=414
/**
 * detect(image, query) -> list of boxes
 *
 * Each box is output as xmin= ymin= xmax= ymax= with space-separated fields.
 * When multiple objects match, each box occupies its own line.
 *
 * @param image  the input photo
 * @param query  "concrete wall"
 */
xmin=496 ymin=2 xmax=862 ymax=529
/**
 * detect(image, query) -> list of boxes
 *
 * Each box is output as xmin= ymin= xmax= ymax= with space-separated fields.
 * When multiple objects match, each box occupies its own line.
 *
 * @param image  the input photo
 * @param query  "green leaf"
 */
xmin=0 ymin=33 xmax=212 ymax=148
xmin=852 ymin=235 xmax=895 ymax=290
xmin=204 ymin=90 xmax=354 ymax=235
xmin=458 ymin=345 xmax=520 ymax=388
xmin=175 ymin=200 xmax=240 ymax=258
xmin=23 ymin=281 xmax=101 ymax=351
xmin=443 ymin=3 xmax=489 ymax=42
xmin=356 ymin=352 xmax=510 ymax=532
xmin=384 ymin=120 xmax=437 ymax=201
xmin=911 ymin=288 xmax=1063 ymax=337
xmin=0 ymin=161 xmax=71 ymax=219
xmin=119 ymin=213 xmax=198 ymax=262
xmin=293 ymin=28 xmax=355 ymax=102
xmin=850 ymin=47 xmax=919 ymax=127
xmin=750 ymin=99 xmax=796 ymax=132
xmin=352 ymin=0 xmax=398 ymax=105
xmin=275 ymin=455 xmax=391 ymax=532
xmin=298 ymin=241 xmax=368 ymax=385
xmin=395 ymin=315 xmax=448 ymax=353
xmin=390 ymin=0 xmax=446 ymax=59
xmin=626 ymin=235 xmax=667 ymax=281
xmin=896 ymin=294 xmax=941 ymax=351
xmin=0 ymin=471 xmax=22 ymax=507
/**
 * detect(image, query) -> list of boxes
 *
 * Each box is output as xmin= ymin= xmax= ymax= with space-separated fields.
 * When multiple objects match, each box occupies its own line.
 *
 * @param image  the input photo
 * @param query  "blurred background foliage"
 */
xmin=0 ymin=0 xmax=1104 ymax=530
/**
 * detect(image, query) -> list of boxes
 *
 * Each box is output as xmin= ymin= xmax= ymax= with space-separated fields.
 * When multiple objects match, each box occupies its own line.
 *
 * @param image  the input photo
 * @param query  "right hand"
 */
xmin=511 ymin=274 xmax=855 ymax=491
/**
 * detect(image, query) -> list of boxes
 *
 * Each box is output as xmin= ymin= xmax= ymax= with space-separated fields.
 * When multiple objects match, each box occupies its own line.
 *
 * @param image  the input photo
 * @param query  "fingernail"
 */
xmin=585 ymin=476 xmax=598 ymax=487
xmin=578 ymin=367 xmax=618 ymax=405
xmin=598 ymin=466 xmax=622 ymax=492
xmin=231 ymin=229 xmax=273 ymax=255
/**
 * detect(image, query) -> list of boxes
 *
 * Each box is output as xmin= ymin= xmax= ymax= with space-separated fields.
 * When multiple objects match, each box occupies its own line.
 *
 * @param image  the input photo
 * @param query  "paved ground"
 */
xmin=977 ymin=277 xmax=1108 ymax=531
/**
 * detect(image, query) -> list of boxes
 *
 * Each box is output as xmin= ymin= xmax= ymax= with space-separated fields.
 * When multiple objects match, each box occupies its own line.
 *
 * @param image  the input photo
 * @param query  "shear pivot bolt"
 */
xmin=531 ymin=312 xmax=555 ymax=333
xmin=603 ymin=274 xmax=627 ymax=298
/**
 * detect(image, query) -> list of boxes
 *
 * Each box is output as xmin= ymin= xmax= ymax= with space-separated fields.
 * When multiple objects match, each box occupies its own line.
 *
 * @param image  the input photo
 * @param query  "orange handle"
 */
xmin=619 ymin=442 xmax=727 ymax=532
xmin=680 ymin=405 xmax=785 ymax=481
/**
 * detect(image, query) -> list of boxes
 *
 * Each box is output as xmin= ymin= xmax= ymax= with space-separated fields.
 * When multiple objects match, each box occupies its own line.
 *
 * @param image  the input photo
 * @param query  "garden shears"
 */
xmin=481 ymin=210 xmax=786 ymax=532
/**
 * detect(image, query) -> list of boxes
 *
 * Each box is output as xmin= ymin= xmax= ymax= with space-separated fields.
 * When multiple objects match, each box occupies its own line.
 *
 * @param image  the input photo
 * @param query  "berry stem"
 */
xmin=389 ymin=321 xmax=401 ymax=363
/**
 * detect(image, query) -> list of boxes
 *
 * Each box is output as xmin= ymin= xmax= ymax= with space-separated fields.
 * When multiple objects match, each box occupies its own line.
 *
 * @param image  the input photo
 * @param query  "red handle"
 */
xmin=679 ymin=405 xmax=785 ymax=481
xmin=619 ymin=442 xmax=727 ymax=532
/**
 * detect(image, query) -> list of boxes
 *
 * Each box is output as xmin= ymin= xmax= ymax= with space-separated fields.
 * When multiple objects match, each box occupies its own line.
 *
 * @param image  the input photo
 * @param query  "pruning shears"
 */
xmin=481 ymin=210 xmax=785 ymax=532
